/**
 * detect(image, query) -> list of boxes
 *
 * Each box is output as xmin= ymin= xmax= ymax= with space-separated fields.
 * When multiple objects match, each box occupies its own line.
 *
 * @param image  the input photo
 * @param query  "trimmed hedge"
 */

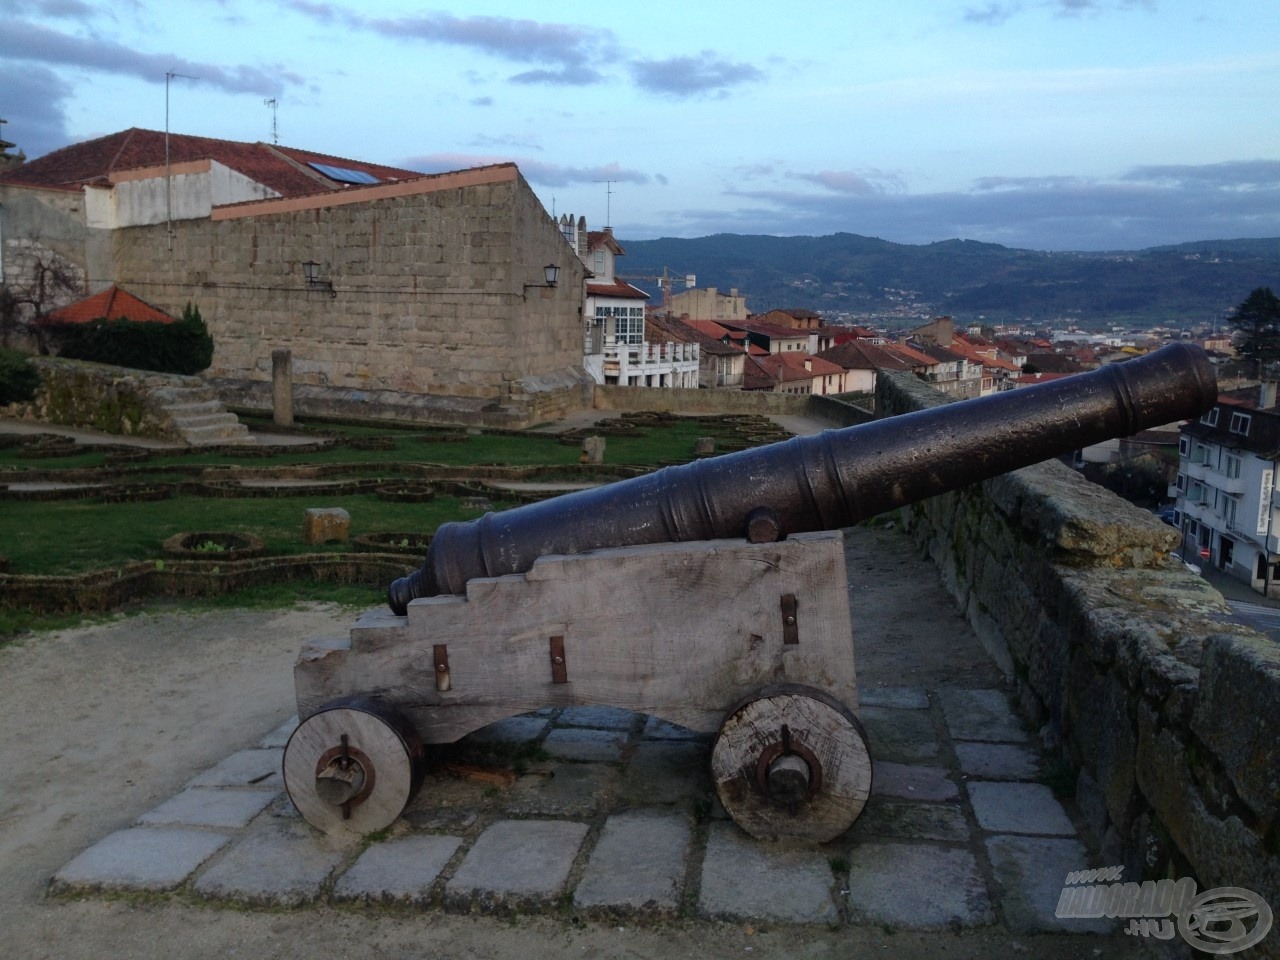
xmin=0 ymin=348 xmax=40 ymax=405
xmin=50 ymin=302 xmax=214 ymax=375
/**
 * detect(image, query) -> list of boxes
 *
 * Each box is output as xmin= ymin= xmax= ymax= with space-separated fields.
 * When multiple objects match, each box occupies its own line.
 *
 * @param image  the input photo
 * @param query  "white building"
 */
xmin=1172 ymin=385 xmax=1280 ymax=595
xmin=559 ymin=216 xmax=698 ymax=388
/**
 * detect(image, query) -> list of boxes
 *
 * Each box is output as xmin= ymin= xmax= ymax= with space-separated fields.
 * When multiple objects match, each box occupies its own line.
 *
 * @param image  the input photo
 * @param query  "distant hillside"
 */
xmin=616 ymin=233 xmax=1280 ymax=329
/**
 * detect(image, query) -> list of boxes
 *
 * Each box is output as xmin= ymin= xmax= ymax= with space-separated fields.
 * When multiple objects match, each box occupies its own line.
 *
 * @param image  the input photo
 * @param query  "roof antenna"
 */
xmin=264 ymin=98 xmax=279 ymax=144
xmin=165 ymin=70 xmax=199 ymax=249
xmin=593 ymin=179 xmax=617 ymax=228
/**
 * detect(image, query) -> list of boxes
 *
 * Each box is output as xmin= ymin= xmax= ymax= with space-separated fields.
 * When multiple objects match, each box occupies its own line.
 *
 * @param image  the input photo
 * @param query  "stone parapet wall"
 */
xmin=211 ymin=365 xmax=593 ymax=430
xmin=3 ymin=356 xmax=195 ymax=440
xmin=877 ymin=369 xmax=1280 ymax=915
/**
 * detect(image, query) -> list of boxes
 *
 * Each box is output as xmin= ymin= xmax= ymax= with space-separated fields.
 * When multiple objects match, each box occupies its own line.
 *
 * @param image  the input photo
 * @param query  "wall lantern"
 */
xmin=302 ymin=260 xmax=336 ymax=298
xmin=523 ymin=263 xmax=560 ymax=298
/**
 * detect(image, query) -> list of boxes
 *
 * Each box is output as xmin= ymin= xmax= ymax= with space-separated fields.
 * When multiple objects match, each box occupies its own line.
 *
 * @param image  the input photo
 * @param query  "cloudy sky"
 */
xmin=3 ymin=0 xmax=1278 ymax=251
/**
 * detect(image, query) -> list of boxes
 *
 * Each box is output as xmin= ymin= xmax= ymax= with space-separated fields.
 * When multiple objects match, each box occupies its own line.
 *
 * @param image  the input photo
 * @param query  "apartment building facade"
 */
xmin=1172 ymin=387 xmax=1280 ymax=595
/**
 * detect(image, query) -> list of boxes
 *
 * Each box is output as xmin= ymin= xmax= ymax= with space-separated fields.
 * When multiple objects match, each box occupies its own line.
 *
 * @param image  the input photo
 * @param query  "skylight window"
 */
xmin=308 ymin=162 xmax=380 ymax=185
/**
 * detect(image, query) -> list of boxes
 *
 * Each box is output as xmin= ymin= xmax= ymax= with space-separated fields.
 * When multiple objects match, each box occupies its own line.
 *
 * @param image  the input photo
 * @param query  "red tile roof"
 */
xmin=817 ymin=339 xmax=913 ymax=372
xmin=684 ymin=320 xmax=737 ymax=340
xmin=756 ymin=352 xmax=845 ymax=380
xmin=0 ymin=128 xmax=421 ymax=198
xmin=586 ymin=280 xmax=650 ymax=300
xmin=586 ymin=229 xmax=625 ymax=255
xmin=42 ymin=286 xmax=174 ymax=325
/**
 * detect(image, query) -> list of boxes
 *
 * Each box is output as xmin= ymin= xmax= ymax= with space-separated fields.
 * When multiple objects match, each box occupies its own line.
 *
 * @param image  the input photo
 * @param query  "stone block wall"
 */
xmin=3 ymin=356 xmax=194 ymax=440
xmin=105 ymin=169 xmax=585 ymax=405
xmin=592 ymin=385 xmax=812 ymax=417
xmin=878 ymin=370 xmax=1280 ymax=913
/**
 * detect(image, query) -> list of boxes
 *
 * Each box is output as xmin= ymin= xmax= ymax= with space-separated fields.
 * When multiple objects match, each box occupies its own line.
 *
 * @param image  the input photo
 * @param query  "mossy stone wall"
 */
xmin=877 ymin=369 xmax=1280 ymax=910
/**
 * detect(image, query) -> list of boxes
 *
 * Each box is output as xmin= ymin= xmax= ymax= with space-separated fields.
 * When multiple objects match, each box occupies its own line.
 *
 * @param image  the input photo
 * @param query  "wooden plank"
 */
xmin=295 ymin=532 xmax=857 ymax=743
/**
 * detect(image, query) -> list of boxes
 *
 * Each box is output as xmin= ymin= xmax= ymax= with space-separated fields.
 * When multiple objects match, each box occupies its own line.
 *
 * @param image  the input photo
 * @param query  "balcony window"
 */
xmin=1226 ymin=454 xmax=1242 ymax=480
xmin=595 ymin=304 xmax=644 ymax=345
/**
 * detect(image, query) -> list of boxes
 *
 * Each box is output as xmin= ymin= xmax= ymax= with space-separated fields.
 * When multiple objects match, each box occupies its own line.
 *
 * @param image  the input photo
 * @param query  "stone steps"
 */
xmin=151 ymin=386 xmax=255 ymax=446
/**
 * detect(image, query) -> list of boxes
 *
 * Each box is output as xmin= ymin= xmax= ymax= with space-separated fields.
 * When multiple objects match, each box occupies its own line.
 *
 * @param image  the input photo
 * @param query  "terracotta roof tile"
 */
xmin=586 ymin=280 xmax=649 ymax=299
xmin=0 ymin=128 xmax=421 ymax=199
xmin=42 ymin=286 xmax=174 ymax=325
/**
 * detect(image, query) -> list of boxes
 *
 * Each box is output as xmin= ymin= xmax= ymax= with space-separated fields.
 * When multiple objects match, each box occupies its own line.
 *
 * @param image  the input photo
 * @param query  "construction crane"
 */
xmin=617 ymin=266 xmax=697 ymax=314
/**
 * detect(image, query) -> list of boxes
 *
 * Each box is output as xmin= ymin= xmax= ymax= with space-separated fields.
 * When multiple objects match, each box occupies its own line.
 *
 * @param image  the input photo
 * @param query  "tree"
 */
xmin=1228 ymin=287 xmax=1280 ymax=378
xmin=0 ymin=243 xmax=83 ymax=354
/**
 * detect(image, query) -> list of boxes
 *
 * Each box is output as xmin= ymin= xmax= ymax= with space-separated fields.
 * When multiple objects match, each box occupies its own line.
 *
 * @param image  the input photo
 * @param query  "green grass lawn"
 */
xmin=0 ymin=493 xmax=513 ymax=576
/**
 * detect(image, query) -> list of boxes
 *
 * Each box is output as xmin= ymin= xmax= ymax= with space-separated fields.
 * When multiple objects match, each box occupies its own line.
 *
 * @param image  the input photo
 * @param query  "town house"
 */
xmin=1173 ymin=384 xmax=1280 ymax=595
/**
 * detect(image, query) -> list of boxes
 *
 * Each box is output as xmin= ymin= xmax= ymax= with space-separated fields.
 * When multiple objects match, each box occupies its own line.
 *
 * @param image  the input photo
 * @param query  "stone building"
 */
xmin=0 ymin=128 xmax=590 ymax=424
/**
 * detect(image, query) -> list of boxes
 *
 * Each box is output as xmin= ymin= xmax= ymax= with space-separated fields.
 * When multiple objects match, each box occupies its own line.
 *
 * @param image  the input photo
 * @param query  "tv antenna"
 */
xmin=264 ymin=98 xmax=279 ymax=144
xmin=593 ymin=179 xmax=617 ymax=228
xmin=164 ymin=70 xmax=199 ymax=246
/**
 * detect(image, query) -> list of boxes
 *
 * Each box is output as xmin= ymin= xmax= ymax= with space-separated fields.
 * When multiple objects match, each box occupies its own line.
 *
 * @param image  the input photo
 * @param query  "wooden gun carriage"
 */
xmin=283 ymin=343 xmax=1216 ymax=842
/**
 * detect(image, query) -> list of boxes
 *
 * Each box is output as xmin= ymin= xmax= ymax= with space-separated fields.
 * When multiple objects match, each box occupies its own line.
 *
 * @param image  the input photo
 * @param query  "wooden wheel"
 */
xmin=711 ymin=684 xmax=872 ymax=842
xmin=283 ymin=697 xmax=425 ymax=835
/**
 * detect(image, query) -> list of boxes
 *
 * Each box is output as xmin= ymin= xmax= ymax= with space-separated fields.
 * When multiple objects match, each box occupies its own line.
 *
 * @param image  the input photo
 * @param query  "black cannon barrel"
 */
xmin=388 ymin=341 xmax=1216 ymax=613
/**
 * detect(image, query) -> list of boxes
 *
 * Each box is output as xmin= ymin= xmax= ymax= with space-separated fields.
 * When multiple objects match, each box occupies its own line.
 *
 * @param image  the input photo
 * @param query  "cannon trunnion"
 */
xmin=284 ymin=343 xmax=1217 ymax=841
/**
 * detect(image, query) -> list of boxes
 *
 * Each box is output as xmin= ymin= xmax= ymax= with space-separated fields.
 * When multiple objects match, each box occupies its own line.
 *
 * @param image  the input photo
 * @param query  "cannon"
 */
xmin=284 ymin=342 xmax=1216 ymax=841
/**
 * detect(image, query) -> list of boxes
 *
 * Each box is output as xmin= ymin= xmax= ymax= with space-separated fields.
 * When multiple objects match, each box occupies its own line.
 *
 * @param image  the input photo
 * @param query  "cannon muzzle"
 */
xmin=389 ymin=342 xmax=1215 ymax=613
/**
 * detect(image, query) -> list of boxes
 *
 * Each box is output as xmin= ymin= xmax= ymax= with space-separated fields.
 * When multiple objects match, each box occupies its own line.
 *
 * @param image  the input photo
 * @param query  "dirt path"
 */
xmin=0 ymin=533 xmax=1132 ymax=959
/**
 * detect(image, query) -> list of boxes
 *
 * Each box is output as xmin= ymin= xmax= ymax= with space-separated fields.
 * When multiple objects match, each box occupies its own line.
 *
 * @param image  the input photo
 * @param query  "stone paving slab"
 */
xmin=872 ymin=761 xmax=959 ymax=801
xmin=860 ymin=686 xmax=931 ymax=709
xmin=850 ymin=799 xmax=971 ymax=843
xmin=191 ymin=821 xmax=352 ymax=906
xmin=574 ymin=809 xmax=692 ymax=912
xmin=542 ymin=726 xmax=627 ymax=762
xmin=985 ymin=835 xmax=1116 ymax=935
xmin=966 ymin=781 xmax=1077 ymax=835
xmin=52 ymin=827 xmax=231 ymax=893
xmin=188 ymin=748 xmax=284 ymax=788
xmin=858 ymin=706 xmax=940 ymax=761
xmin=137 ymin=787 xmax=280 ymax=829
xmin=955 ymin=741 xmax=1041 ymax=779
xmin=445 ymin=819 xmax=590 ymax=908
xmin=845 ymin=841 xmax=995 ymax=929
xmin=333 ymin=834 xmax=464 ymax=904
xmin=698 ymin=824 xmax=841 ymax=924
xmin=938 ymin=688 xmax=1029 ymax=742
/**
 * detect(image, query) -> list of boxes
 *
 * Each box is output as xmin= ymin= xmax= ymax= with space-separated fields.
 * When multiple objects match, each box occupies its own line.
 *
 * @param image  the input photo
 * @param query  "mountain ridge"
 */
xmin=615 ymin=233 xmax=1280 ymax=329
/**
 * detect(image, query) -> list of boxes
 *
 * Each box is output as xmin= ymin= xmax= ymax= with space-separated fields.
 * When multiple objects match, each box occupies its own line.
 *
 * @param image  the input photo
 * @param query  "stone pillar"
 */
xmin=272 ymin=348 xmax=294 ymax=426
xmin=580 ymin=436 xmax=606 ymax=464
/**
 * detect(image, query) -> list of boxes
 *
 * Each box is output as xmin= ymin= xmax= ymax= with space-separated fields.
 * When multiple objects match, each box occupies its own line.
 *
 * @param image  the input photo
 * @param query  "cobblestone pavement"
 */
xmin=51 ymin=687 xmax=1113 ymax=936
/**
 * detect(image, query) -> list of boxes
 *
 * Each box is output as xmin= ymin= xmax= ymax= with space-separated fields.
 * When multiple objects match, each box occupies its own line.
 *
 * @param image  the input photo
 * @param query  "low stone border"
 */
xmin=162 ymin=532 xmax=267 ymax=561
xmin=374 ymin=483 xmax=437 ymax=503
xmin=352 ymin=532 xmax=433 ymax=554
xmin=96 ymin=483 xmax=174 ymax=504
xmin=0 ymin=553 xmax=414 ymax=614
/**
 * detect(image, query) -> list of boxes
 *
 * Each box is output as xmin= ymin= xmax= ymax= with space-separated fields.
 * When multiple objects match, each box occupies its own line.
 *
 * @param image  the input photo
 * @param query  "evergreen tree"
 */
xmin=1229 ymin=287 xmax=1280 ymax=377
